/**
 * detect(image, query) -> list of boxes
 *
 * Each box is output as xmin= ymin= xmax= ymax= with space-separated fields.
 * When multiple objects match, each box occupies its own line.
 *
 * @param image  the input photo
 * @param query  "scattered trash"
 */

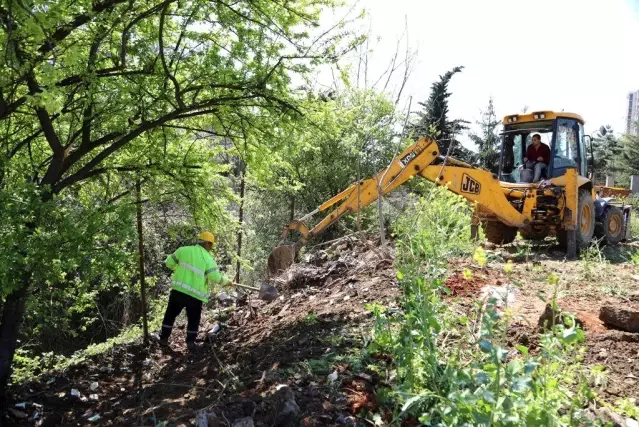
xmin=46 ymin=377 xmax=56 ymax=385
xmin=143 ymin=359 xmax=152 ymax=366
xmin=479 ymin=285 xmax=516 ymax=308
xmin=15 ymin=402 xmax=27 ymax=409
xmin=208 ymin=322 xmax=222 ymax=336
xmin=99 ymin=366 xmax=113 ymax=373
xmin=355 ymin=373 xmax=373 ymax=382
xmin=90 ymin=394 xmax=99 ymax=401
xmin=87 ymin=414 xmax=101 ymax=422
xmin=70 ymin=389 xmax=81 ymax=398
xmin=328 ymin=370 xmax=339 ymax=383
xmin=90 ymin=381 xmax=99 ymax=391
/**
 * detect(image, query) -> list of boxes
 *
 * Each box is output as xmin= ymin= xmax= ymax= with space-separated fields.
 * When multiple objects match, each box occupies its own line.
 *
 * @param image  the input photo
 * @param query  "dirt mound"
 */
xmin=600 ymin=305 xmax=639 ymax=333
xmin=7 ymin=237 xmax=400 ymax=426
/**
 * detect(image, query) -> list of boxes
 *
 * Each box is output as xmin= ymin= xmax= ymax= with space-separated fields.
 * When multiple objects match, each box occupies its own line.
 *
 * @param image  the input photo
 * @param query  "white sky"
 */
xmin=317 ymin=0 xmax=639 ymax=148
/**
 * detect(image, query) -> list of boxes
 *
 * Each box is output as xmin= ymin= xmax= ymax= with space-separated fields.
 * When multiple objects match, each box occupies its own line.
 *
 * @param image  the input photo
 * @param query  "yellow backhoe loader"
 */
xmin=268 ymin=111 xmax=632 ymax=275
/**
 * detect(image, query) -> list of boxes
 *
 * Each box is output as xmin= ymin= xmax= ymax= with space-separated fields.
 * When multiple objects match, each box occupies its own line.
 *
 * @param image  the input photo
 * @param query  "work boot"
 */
xmin=150 ymin=332 xmax=170 ymax=347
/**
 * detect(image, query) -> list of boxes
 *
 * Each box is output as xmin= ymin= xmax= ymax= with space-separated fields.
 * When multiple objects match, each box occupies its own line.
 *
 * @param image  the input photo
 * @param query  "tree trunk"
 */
xmin=234 ymin=169 xmax=245 ymax=284
xmin=0 ymin=277 xmax=30 ymax=412
xmin=135 ymin=178 xmax=148 ymax=343
xmin=289 ymin=195 xmax=295 ymax=222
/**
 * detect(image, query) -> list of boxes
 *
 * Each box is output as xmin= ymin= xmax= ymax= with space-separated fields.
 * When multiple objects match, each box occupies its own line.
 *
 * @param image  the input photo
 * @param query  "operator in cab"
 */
xmin=522 ymin=133 xmax=550 ymax=183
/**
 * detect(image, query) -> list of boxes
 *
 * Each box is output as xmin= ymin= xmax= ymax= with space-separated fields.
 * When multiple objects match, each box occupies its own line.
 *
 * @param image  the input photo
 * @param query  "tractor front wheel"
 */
xmin=594 ymin=206 xmax=624 ymax=245
xmin=482 ymin=221 xmax=517 ymax=245
xmin=558 ymin=189 xmax=595 ymax=251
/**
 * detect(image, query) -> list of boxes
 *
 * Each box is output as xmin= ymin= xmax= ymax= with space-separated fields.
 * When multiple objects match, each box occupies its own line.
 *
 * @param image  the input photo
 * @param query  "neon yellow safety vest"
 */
xmin=165 ymin=245 xmax=228 ymax=303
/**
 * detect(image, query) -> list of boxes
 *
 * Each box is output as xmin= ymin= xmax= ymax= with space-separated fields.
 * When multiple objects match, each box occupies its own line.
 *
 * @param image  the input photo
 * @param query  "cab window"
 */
xmin=578 ymin=122 xmax=587 ymax=176
xmin=552 ymin=118 xmax=579 ymax=175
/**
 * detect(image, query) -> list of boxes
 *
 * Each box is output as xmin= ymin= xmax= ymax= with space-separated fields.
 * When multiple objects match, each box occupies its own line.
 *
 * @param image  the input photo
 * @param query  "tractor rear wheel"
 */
xmin=594 ymin=206 xmax=624 ymax=245
xmin=557 ymin=189 xmax=595 ymax=251
xmin=482 ymin=221 xmax=517 ymax=245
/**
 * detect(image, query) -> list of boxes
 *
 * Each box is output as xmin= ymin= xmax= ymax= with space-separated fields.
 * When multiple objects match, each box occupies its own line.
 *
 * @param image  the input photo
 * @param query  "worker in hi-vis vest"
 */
xmin=157 ymin=231 xmax=229 ymax=350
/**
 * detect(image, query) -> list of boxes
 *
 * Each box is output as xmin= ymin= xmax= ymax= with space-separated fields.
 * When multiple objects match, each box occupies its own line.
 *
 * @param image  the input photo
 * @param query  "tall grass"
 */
xmin=371 ymin=184 xmax=595 ymax=425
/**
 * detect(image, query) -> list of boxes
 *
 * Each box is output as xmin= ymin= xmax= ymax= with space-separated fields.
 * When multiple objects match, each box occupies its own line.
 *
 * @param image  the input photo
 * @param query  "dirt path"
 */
xmin=7 ymin=238 xmax=400 ymax=426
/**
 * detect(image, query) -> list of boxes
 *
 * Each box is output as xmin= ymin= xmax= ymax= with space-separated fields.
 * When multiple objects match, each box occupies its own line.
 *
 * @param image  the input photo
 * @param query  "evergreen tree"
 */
xmin=590 ymin=125 xmax=621 ymax=181
xmin=407 ymin=66 xmax=474 ymax=162
xmin=617 ymin=133 xmax=639 ymax=177
xmin=469 ymin=98 xmax=501 ymax=173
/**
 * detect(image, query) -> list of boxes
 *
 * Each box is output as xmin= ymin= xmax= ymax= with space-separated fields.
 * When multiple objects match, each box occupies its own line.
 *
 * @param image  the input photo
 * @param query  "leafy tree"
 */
xmin=469 ymin=98 xmax=501 ymax=173
xmin=590 ymin=125 xmax=621 ymax=182
xmin=617 ymin=133 xmax=639 ymax=177
xmin=236 ymin=88 xmax=399 ymax=283
xmin=0 ymin=0 xmax=349 ymax=399
xmin=407 ymin=66 xmax=474 ymax=162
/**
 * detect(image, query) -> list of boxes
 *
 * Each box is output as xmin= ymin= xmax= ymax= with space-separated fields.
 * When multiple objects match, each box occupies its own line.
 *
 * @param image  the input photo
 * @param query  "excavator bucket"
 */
xmin=267 ymin=243 xmax=297 ymax=276
xmin=267 ymin=220 xmax=309 ymax=276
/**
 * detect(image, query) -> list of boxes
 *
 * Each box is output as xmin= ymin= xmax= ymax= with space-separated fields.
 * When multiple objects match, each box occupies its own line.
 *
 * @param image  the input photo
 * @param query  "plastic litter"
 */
xmin=327 ymin=370 xmax=339 ymax=382
xmin=87 ymin=414 xmax=101 ymax=422
xmin=90 ymin=382 xmax=98 ymax=391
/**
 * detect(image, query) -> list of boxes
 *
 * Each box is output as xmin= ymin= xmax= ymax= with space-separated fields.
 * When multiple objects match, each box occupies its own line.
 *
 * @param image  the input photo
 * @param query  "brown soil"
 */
xmin=7 ymin=238 xmax=400 ymax=426
xmin=445 ymin=243 xmax=639 ymax=405
xmin=7 ymin=239 xmax=639 ymax=425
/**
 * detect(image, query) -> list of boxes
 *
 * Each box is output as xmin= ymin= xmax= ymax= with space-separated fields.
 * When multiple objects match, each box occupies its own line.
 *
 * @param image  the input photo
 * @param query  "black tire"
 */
xmin=482 ymin=221 xmax=517 ymax=245
xmin=557 ymin=189 xmax=595 ymax=251
xmin=520 ymin=225 xmax=549 ymax=241
xmin=594 ymin=206 xmax=624 ymax=245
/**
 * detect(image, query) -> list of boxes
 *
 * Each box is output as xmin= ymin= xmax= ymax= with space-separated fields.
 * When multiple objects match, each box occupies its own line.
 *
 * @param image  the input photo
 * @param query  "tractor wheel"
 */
xmin=482 ymin=221 xmax=517 ymax=245
xmin=558 ymin=189 xmax=595 ymax=251
xmin=594 ymin=206 xmax=624 ymax=245
xmin=520 ymin=225 xmax=549 ymax=241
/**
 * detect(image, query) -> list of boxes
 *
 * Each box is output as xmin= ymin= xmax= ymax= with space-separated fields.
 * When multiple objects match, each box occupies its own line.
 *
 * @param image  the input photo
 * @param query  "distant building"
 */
xmin=627 ymin=90 xmax=639 ymax=135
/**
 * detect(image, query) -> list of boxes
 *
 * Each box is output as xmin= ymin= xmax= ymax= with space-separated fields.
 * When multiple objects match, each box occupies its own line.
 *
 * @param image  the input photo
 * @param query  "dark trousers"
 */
xmin=160 ymin=290 xmax=203 ymax=343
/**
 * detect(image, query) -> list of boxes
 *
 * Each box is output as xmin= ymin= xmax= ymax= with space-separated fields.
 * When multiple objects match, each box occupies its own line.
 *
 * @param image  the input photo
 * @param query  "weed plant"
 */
xmin=370 ymin=185 xmax=596 ymax=425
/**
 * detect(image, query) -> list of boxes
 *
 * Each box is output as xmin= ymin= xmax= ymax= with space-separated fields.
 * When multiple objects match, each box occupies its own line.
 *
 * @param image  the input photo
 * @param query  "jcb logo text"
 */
xmin=461 ymin=174 xmax=481 ymax=194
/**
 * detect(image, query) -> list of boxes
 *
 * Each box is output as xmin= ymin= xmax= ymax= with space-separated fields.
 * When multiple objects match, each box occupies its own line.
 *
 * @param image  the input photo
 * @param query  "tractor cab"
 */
xmin=499 ymin=111 xmax=587 ymax=183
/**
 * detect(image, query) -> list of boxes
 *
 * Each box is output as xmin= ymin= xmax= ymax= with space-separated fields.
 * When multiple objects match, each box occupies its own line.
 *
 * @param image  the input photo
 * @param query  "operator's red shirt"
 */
xmin=526 ymin=143 xmax=550 ymax=164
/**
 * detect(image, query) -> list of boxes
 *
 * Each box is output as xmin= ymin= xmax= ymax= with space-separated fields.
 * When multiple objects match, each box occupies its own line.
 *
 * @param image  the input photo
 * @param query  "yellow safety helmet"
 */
xmin=199 ymin=231 xmax=216 ymax=244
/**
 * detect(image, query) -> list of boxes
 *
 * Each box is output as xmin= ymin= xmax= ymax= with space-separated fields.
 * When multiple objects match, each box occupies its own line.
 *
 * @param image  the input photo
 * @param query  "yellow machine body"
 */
xmin=270 ymin=111 xmax=631 ymax=274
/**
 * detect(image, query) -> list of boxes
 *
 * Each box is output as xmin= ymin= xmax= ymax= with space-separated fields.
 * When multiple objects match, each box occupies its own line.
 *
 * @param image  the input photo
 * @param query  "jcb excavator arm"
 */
xmin=279 ymin=137 xmax=529 ymax=247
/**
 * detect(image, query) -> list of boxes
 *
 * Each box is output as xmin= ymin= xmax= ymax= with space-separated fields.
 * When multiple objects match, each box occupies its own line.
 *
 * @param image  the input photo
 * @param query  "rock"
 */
xmin=232 ymin=417 xmax=255 ymax=427
xmin=600 ymin=305 xmax=639 ymax=333
xmin=8 ymin=408 xmax=28 ymax=419
xmin=207 ymin=412 xmax=223 ymax=427
xmin=538 ymin=303 xmax=583 ymax=330
xmin=596 ymin=407 xmax=626 ymax=427
xmin=273 ymin=385 xmax=301 ymax=427
xmin=195 ymin=410 xmax=220 ymax=427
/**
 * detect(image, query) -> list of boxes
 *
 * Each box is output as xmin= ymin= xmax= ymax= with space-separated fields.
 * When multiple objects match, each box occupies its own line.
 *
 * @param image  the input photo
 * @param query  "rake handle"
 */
xmin=232 ymin=282 xmax=261 ymax=292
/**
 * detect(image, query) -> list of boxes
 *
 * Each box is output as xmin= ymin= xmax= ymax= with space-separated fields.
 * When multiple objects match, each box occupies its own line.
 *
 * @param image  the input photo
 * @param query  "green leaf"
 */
xmin=479 ymin=340 xmax=494 ymax=353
